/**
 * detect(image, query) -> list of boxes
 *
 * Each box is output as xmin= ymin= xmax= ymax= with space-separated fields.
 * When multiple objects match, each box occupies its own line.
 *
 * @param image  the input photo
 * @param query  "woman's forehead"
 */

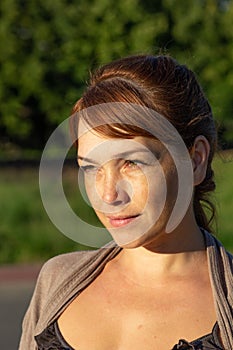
xmin=77 ymin=130 xmax=163 ymax=163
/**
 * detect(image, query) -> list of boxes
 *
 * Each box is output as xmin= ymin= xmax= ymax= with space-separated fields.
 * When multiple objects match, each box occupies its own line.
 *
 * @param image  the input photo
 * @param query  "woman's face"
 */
xmin=77 ymin=128 xmax=178 ymax=248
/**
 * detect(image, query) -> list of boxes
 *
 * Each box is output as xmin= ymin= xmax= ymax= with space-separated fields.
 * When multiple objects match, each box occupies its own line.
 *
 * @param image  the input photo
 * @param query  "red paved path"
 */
xmin=0 ymin=263 xmax=42 ymax=282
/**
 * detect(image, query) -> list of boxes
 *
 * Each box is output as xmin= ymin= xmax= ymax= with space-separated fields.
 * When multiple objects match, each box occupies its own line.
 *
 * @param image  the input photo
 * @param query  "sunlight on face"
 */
xmin=77 ymin=126 xmax=175 ymax=247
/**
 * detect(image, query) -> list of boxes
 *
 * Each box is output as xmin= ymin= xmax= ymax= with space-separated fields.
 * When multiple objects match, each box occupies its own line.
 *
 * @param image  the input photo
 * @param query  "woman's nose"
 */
xmin=102 ymin=186 xmax=118 ymax=204
xmin=101 ymin=172 xmax=119 ymax=204
xmin=98 ymin=170 xmax=129 ymax=205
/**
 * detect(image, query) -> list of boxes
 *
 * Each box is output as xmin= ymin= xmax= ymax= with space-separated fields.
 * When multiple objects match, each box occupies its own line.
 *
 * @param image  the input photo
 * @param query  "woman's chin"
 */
xmin=108 ymin=227 xmax=150 ymax=249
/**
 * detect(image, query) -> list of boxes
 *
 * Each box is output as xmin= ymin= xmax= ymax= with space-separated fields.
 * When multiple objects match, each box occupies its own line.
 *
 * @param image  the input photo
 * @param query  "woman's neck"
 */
xmin=111 ymin=223 xmax=207 ymax=285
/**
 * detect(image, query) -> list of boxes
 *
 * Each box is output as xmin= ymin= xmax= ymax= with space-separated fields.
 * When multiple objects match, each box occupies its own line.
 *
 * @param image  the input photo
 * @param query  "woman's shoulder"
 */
xmin=20 ymin=243 xmax=121 ymax=343
xmin=37 ymin=242 xmax=121 ymax=294
xmin=27 ymin=250 xmax=98 ymax=314
xmin=39 ymin=249 xmax=96 ymax=280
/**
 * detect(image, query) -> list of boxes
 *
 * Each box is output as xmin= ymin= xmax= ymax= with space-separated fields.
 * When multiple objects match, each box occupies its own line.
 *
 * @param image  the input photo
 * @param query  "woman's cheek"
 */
xmin=129 ymin=175 xmax=149 ymax=208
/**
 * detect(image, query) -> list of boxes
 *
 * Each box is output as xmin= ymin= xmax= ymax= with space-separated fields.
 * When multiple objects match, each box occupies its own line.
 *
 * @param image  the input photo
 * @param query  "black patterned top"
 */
xmin=35 ymin=321 xmax=223 ymax=350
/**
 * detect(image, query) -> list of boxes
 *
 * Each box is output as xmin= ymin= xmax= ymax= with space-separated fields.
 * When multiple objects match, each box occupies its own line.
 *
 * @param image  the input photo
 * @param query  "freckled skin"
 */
xmin=78 ymin=130 xmax=179 ymax=247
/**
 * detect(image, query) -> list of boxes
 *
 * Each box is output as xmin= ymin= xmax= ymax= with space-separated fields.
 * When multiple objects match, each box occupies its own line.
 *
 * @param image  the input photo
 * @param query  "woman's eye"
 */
xmin=125 ymin=160 xmax=144 ymax=169
xmin=80 ymin=165 xmax=99 ymax=174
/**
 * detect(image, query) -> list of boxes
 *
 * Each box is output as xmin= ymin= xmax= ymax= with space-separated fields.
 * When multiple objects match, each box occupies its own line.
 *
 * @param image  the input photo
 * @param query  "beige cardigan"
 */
xmin=19 ymin=231 xmax=233 ymax=349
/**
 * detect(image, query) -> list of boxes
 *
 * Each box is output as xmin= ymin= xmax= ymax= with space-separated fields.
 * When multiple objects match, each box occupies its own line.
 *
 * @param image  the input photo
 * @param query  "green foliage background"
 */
xmin=0 ymin=1 xmax=233 ymax=263
xmin=1 ymin=0 xmax=233 ymax=153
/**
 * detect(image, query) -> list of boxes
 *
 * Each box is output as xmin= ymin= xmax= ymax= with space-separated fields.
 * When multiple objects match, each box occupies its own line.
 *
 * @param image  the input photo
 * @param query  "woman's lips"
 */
xmin=107 ymin=214 xmax=140 ymax=228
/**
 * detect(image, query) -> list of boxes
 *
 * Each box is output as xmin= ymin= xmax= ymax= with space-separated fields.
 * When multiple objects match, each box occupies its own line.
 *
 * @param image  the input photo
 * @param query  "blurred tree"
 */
xmin=0 ymin=0 xmax=233 ymax=151
xmin=0 ymin=0 xmax=166 ymax=150
xmin=159 ymin=0 xmax=233 ymax=147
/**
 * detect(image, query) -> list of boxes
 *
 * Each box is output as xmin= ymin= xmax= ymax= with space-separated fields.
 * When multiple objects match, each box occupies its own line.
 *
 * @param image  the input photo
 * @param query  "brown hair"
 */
xmin=70 ymin=55 xmax=217 ymax=232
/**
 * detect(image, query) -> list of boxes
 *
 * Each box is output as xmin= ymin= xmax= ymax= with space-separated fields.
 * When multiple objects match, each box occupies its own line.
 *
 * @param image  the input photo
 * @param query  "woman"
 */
xmin=19 ymin=55 xmax=233 ymax=350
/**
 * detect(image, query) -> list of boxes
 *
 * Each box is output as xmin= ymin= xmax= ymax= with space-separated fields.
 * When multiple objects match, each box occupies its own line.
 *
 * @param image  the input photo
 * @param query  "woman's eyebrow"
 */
xmin=77 ymin=156 xmax=98 ymax=164
xmin=77 ymin=148 xmax=152 ymax=164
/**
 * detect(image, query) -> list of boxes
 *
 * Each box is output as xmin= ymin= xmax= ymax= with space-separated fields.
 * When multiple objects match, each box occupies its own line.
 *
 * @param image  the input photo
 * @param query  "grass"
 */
xmin=212 ymin=151 xmax=233 ymax=248
xmin=0 ymin=166 xmax=96 ymax=264
xmin=0 ymin=152 xmax=232 ymax=264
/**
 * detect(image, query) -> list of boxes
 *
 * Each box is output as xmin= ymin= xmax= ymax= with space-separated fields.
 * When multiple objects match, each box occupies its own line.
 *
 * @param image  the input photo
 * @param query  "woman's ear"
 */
xmin=190 ymin=135 xmax=210 ymax=186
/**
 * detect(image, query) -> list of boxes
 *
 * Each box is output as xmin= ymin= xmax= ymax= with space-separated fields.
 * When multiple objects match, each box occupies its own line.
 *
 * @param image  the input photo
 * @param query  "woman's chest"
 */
xmin=57 ymin=275 xmax=217 ymax=350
